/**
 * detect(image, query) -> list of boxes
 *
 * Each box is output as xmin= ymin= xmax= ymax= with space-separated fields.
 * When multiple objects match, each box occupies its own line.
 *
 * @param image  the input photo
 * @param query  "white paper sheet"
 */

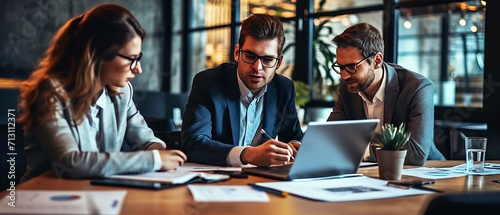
xmin=449 ymin=163 xmax=500 ymax=175
xmin=402 ymin=167 xmax=468 ymax=179
xmin=254 ymin=176 xmax=432 ymax=202
xmin=110 ymin=172 xmax=200 ymax=184
xmin=188 ymin=185 xmax=270 ymax=202
xmin=402 ymin=163 xmax=500 ymax=179
xmin=0 ymin=190 xmax=126 ymax=214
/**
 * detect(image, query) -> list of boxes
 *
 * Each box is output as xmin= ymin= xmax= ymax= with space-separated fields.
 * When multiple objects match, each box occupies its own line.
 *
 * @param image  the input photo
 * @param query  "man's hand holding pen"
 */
xmin=261 ymin=129 xmax=298 ymax=162
xmin=239 ymin=129 xmax=298 ymax=166
xmin=288 ymin=140 xmax=301 ymax=158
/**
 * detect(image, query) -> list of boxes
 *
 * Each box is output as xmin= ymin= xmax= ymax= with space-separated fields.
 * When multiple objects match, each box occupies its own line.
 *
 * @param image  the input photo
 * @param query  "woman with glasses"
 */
xmin=181 ymin=13 xmax=303 ymax=167
xmin=327 ymin=23 xmax=445 ymax=166
xmin=18 ymin=3 xmax=186 ymax=182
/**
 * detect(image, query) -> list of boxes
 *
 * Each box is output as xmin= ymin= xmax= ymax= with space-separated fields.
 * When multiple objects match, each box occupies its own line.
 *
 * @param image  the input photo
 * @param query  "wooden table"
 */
xmin=3 ymin=160 xmax=500 ymax=215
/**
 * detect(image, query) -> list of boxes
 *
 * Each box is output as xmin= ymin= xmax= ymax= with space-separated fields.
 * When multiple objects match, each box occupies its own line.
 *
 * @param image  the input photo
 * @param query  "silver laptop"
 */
xmin=242 ymin=119 xmax=379 ymax=180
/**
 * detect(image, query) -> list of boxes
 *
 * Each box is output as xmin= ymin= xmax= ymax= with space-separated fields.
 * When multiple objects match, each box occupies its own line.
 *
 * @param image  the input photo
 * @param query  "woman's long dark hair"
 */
xmin=19 ymin=3 xmax=146 ymax=130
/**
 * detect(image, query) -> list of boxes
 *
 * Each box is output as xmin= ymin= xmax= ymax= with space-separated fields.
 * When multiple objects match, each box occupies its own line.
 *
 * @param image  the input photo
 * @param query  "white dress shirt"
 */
xmin=358 ymin=66 xmax=387 ymax=161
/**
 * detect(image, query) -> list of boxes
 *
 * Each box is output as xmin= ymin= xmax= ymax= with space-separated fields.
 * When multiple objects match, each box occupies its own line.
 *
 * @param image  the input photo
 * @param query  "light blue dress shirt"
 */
xmin=226 ymin=73 xmax=267 ymax=166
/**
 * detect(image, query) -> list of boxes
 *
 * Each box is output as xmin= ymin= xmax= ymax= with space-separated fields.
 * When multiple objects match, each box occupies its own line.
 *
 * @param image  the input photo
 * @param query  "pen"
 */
xmin=260 ymin=129 xmax=295 ymax=161
xmin=260 ymin=129 xmax=273 ymax=140
xmin=248 ymin=183 xmax=289 ymax=197
xmin=386 ymin=182 xmax=443 ymax=193
xmin=410 ymin=186 xmax=443 ymax=193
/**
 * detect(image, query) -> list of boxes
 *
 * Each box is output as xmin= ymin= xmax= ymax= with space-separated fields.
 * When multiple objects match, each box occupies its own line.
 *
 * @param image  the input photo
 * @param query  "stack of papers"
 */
xmin=176 ymin=162 xmax=243 ymax=172
xmin=109 ymin=171 xmax=230 ymax=184
xmin=188 ymin=185 xmax=270 ymax=202
xmin=0 ymin=190 xmax=126 ymax=214
xmin=403 ymin=163 xmax=500 ymax=179
xmin=253 ymin=176 xmax=432 ymax=202
xmin=110 ymin=172 xmax=200 ymax=184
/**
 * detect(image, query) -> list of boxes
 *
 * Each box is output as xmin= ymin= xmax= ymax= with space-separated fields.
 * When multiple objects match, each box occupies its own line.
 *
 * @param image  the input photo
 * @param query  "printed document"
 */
xmin=176 ymin=162 xmax=243 ymax=172
xmin=188 ymin=185 xmax=270 ymax=202
xmin=109 ymin=171 xmax=229 ymax=184
xmin=403 ymin=163 xmax=500 ymax=179
xmin=0 ymin=190 xmax=126 ymax=214
xmin=254 ymin=176 xmax=432 ymax=202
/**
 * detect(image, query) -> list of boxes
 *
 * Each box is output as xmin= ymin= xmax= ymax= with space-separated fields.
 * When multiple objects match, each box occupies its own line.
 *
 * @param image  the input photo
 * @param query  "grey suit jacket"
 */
xmin=328 ymin=62 xmax=445 ymax=166
xmin=21 ymin=82 xmax=165 ymax=182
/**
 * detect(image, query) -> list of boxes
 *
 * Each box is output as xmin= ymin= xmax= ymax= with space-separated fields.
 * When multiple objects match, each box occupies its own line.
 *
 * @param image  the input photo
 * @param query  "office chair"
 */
xmin=423 ymin=192 xmax=500 ymax=215
xmin=133 ymin=91 xmax=188 ymax=132
xmin=154 ymin=131 xmax=181 ymax=150
xmin=165 ymin=93 xmax=188 ymax=127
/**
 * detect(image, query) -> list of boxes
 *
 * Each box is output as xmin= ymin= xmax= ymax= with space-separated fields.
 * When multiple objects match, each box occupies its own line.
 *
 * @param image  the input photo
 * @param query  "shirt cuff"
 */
xmin=152 ymin=150 xmax=162 ymax=171
xmin=226 ymin=146 xmax=248 ymax=166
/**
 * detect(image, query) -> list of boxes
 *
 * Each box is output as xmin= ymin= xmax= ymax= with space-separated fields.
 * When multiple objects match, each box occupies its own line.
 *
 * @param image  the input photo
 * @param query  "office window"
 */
xmin=276 ymin=20 xmax=296 ymax=79
xmin=397 ymin=2 xmax=485 ymax=108
xmin=244 ymin=0 xmax=296 ymax=18
xmin=191 ymin=0 xmax=232 ymax=28
xmin=203 ymin=28 xmax=232 ymax=69
xmin=314 ymin=0 xmax=382 ymax=12
xmin=190 ymin=28 xmax=231 ymax=78
xmin=186 ymin=0 xmax=233 ymax=90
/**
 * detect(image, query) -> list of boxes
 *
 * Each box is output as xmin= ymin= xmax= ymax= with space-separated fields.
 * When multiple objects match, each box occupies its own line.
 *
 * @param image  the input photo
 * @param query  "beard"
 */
xmin=346 ymin=67 xmax=375 ymax=93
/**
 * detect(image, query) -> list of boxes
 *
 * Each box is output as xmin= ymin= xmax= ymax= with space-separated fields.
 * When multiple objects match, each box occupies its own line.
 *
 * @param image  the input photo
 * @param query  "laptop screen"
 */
xmin=243 ymin=119 xmax=379 ymax=180
xmin=288 ymin=119 xmax=379 ymax=179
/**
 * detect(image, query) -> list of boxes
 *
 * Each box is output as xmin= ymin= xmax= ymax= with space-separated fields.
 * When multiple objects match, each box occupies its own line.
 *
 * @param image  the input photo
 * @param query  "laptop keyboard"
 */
xmin=264 ymin=164 xmax=293 ymax=174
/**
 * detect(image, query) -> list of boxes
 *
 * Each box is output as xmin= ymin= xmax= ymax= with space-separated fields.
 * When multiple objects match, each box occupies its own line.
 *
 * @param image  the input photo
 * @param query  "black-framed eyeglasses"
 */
xmin=116 ymin=52 xmax=143 ymax=70
xmin=239 ymin=49 xmax=280 ymax=68
xmin=331 ymin=52 xmax=377 ymax=75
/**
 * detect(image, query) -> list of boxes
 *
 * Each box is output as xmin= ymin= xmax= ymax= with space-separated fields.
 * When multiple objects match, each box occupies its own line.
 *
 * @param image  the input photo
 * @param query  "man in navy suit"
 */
xmin=328 ymin=23 xmax=445 ymax=165
xmin=181 ymin=14 xmax=303 ymax=167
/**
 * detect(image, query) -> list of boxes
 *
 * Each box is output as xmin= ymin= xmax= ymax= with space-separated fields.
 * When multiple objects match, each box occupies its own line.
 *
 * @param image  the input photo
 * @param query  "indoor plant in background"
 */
xmin=293 ymin=80 xmax=310 ymax=126
xmin=374 ymin=123 xmax=411 ymax=180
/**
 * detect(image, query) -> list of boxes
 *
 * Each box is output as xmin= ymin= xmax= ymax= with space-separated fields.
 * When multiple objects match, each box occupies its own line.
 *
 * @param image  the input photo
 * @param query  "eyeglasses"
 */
xmin=239 ymin=49 xmax=280 ymax=68
xmin=116 ymin=52 xmax=143 ymax=70
xmin=331 ymin=52 xmax=377 ymax=75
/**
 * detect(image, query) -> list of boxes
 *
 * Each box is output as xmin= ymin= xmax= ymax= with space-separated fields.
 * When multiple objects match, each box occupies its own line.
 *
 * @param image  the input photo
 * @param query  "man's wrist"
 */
xmin=240 ymin=147 xmax=249 ymax=164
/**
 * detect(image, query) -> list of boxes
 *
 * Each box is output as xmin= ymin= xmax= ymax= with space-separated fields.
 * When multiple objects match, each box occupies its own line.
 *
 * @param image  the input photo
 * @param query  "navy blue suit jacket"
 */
xmin=181 ymin=63 xmax=304 ymax=166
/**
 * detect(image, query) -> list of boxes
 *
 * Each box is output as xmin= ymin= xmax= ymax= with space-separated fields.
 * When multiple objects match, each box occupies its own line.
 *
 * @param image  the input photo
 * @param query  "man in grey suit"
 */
xmin=328 ymin=23 xmax=445 ymax=165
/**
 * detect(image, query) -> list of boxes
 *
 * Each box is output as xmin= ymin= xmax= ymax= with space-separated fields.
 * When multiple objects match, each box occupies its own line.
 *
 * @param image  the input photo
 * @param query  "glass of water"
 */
xmin=465 ymin=137 xmax=487 ymax=173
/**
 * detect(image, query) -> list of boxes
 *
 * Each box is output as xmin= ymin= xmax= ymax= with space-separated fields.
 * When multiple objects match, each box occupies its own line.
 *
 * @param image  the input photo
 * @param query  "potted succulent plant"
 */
xmin=374 ymin=123 xmax=411 ymax=180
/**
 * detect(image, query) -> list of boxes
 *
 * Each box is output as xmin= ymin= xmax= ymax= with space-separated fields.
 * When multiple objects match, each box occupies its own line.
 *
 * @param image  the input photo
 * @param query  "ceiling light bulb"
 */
xmin=404 ymin=20 xmax=412 ymax=29
xmin=459 ymin=18 xmax=466 ymax=26
xmin=470 ymin=25 xmax=478 ymax=32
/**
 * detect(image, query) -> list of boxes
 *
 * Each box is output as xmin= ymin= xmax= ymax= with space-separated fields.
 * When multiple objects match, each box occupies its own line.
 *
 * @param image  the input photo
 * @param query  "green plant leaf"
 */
xmin=376 ymin=122 xmax=411 ymax=150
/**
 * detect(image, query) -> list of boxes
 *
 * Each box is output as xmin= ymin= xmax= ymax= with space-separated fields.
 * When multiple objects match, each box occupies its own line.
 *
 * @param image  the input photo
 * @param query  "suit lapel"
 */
xmin=383 ymin=63 xmax=399 ymax=124
xmin=352 ymin=95 xmax=366 ymax=119
xmin=223 ymin=69 xmax=241 ymax=146
xmin=101 ymin=94 xmax=118 ymax=152
xmin=263 ymin=81 xmax=277 ymax=137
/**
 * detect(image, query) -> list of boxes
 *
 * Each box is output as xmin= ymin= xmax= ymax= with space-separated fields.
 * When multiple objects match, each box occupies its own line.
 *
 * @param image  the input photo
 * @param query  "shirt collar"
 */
xmin=94 ymin=89 xmax=107 ymax=110
xmin=237 ymin=72 xmax=267 ymax=103
xmin=359 ymin=66 xmax=387 ymax=104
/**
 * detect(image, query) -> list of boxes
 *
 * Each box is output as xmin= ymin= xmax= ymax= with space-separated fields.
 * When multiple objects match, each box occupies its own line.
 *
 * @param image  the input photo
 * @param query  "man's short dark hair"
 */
xmin=332 ymin=22 xmax=384 ymax=61
xmin=239 ymin=13 xmax=286 ymax=55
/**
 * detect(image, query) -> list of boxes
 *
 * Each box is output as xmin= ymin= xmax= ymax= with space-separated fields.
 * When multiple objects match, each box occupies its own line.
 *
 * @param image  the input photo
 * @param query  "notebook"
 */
xmin=242 ymin=119 xmax=379 ymax=181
